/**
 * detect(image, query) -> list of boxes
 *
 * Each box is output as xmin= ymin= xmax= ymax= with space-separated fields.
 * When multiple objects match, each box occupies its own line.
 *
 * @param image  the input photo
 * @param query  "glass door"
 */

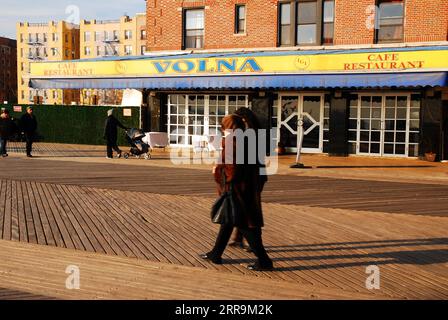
xmin=358 ymin=95 xmax=383 ymax=155
xmin=356 ymin=94 xmax=413 ymax=157
xmin=278 ymin=94 xmax=324 ymax=153
xmin=167 ymin=94 xmax=249 ymax=146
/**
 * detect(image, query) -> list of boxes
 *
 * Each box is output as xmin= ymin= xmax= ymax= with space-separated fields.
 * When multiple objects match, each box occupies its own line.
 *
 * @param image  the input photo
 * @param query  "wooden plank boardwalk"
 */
xmin=1 ymin=145 xmax=447 ymax=299
xmin=0 ymin=177 xmax=447 ymax=299
xmin=0 ymin=240 xmax=391 ymax=300
xmin=1 ymin=157 xmax=448 ymax=217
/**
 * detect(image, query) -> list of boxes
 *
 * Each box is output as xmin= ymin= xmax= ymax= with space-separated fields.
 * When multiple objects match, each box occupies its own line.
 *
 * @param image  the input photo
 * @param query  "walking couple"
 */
xmin=200 ymin=107 xmax=273 ymax=271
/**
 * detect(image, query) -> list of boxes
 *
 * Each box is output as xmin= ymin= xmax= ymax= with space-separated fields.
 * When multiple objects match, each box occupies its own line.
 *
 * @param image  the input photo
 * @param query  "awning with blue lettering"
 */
xmin=30 ymin=71 xmax=448 ymax=90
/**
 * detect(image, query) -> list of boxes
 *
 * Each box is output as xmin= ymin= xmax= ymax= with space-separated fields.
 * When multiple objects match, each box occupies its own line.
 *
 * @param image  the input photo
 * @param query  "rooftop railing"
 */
xmin=96 ymin=19 xmax=120 ymax=24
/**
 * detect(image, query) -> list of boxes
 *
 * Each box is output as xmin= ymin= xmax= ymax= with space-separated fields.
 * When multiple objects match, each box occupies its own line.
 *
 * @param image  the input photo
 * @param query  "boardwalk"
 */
xmin=0 ymin=144 xmax=447 ymax=299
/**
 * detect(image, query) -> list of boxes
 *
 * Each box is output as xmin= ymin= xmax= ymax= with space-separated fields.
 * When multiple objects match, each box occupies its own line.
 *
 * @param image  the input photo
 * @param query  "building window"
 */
xmin=141 ymin=45 xmax=146 ymax=55
xmin=35 ymin=33 xmax=40 ymax=43
xmin=84 ymin=46 xmax=91 ymax=56
xmin=21 ymin=91 xmax=25 ymax=100
xmin=183 ymin=9 xmax=204 ymax=49
xmin=52 ymin=33 xmax=59 ymax=42
xmin=323 ymin=0 xmax=334 ymax=44
xmin=113 ymin=30 xmax=119 ymax=41
xmin=43 ymin=33 xmax=48 ymax=42
xmin=96 ymin=46 xmax=101 ymax=56
xmin=20 ymin=34 xmax=24 ymax=43
xmin=140 ymin=30 xmax=147 ymax=40
xmin=95 ymin=31 xmax=101 ymax=41
xmin=376 ymin=0 xmax=404 ymax=43
xmin=65 ymin=49 xmax=69 ymax=58
xmin=125 ymin=30 xmax=132 ymax=40
xmin=84 ymin=32 xmax=91 ymax=42
xmin=51 ymin=48 xmax=57 ymax=57
xmin=235 ymin=5 xmax=246 ymax=34
xmin=296 ymin=1 xmax=317 ymax=45
xmin=65 ymin=34 xmax=69 ymax=43
xmin=278 ymin=0 xmax=334 ymax=46
xmin=279 ymin=3 xmax=292 ymax=45
xmin=124 ymin=45 xmax=133 ymax=55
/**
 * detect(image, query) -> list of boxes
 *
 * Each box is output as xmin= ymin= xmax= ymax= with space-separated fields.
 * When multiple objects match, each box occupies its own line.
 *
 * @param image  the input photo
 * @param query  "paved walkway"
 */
xmin=0 ymin=143 xmax=447 ymax=299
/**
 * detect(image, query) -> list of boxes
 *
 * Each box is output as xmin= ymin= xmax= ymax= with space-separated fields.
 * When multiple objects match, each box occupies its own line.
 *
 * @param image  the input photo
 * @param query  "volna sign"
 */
xmin=152 ymin=58 xmax=263 ymax=74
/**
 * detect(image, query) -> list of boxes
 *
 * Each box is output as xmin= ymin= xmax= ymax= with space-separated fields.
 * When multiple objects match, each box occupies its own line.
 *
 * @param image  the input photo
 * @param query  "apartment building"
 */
xmin=79 ymin=14 xmax=147 ymax=105
xmin=0 ymin=37 xmax=17 ymax=104
xmin=16 ymin=21 xmax=80 ymax=105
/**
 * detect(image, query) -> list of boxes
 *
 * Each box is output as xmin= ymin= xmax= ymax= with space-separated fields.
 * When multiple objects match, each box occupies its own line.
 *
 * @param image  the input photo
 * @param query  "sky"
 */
xmin=0 ymin=0 xmax=146 ymax=39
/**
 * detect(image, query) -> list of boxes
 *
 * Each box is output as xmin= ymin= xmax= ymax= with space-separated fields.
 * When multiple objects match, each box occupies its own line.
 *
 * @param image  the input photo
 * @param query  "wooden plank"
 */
xmin=10 ymin=180 xmax=20 ymax=241
xmin=15 ymin=180 xmax=27 ymax=242
xmin=29 ymin=181 xmax=56 ymax=246
xmin=3 ymin=180 xmax=12 ymax=240
xmin=24 ymin=181 xmax=47 ymax=245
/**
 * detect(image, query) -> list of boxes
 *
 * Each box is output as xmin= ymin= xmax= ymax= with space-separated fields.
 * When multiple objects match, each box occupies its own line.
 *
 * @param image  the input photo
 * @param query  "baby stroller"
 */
xmin=123 ymin=128 xmax=151 ymax=160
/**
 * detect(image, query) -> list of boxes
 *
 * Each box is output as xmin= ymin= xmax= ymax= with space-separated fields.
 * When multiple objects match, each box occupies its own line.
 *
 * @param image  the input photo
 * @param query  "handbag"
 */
xmin=210 ymin=168 xmax=245 ymax=226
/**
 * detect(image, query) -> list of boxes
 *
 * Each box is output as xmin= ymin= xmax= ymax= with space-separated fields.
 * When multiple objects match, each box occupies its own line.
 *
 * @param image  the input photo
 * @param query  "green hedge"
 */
xmin=2 ymin=104 xmax=140 ymax=146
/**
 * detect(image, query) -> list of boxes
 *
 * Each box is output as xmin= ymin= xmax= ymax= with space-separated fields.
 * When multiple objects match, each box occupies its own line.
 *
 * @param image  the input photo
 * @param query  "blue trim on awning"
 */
xmin=30 ymin=72 xmax=448 ymax=90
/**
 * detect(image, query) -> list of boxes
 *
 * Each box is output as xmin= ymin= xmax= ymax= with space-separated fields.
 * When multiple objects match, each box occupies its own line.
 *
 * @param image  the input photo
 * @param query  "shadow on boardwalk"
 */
xmin=228 ymin=238 xmax=448 ymax=272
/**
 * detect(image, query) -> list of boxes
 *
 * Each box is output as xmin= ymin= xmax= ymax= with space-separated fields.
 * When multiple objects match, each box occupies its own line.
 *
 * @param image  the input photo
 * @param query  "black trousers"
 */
xmin=210 ymin=224 xmax=272 ymax=266
xmin=0 ymin=138 xmax=7 ymax=155
xmin=25 ymin=133 xmax=34 ymax=156
xmin=106 ymin=141 xmax=121 ymax=158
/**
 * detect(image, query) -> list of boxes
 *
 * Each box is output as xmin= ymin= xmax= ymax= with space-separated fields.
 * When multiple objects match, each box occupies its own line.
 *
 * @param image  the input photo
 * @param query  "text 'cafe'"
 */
xmin=29 ymin=45 xmax=448 ymax=160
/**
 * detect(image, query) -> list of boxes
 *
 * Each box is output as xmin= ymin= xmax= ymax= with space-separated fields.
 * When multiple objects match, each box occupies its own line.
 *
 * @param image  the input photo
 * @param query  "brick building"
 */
xmin=29 ymin=0 xmax=448 ymax=160
xmin=0 ymin=37 xmax=17 ymax=104
xmin=146 ymin=0 xmax=448 ymax=50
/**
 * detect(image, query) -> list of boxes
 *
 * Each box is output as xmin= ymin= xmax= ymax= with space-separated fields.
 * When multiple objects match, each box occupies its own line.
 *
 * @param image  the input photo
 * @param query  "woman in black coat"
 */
xmin=104 ymin=109 xmax=127 ymax=159
xmin=200 ymin=114 xmax=273 ymax=271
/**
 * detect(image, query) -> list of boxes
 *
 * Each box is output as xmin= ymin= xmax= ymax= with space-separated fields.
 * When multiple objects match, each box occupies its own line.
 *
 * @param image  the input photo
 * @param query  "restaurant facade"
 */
xmin=28 ymin=0 xmax=448 ymax=160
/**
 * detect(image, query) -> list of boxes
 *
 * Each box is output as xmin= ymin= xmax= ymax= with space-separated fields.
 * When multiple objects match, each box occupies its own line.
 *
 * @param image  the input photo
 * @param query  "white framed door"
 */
xmin=277 ymin=93 xmax=324 ymax=153
xmin=356 ymin=94 xmax=412 ymax=157
xmin=167 ymin=94 xmax=249 ymax=146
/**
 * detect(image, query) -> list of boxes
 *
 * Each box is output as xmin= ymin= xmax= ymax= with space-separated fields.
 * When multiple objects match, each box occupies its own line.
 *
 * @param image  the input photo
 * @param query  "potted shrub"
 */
xmin=423 ymin=137 xmax=437 ymax=162
xmin=277 ymin=142 xmax=286 ymax=155
xmin=424 ymin=151 xmax=437 ymax=162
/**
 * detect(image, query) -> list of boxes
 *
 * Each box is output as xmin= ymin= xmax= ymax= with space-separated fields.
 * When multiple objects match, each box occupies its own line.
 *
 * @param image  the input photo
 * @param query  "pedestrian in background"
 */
xmin=0 ymin=109 xmax=17 ymax=157
xmin=201 ymin=114 xmax=273 ymax=271
xmin=104 ymin=109 xmax=127 ymax=159
xmin=20 ymin=106 xmax=37 ymax=158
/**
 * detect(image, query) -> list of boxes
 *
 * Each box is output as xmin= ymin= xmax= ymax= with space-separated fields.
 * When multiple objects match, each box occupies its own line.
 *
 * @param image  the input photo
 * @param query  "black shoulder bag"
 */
xmin=210 ymin=168 xmax=245 ymax=226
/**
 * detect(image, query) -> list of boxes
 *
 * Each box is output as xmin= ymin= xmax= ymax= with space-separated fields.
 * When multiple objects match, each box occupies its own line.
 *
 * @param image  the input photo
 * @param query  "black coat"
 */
xmin=20 ymin=113 xmax=37 ymax=134
xmin=0 ymin=117 xmax=17 ymax=139
xmin=104 ymin=115 xmax=126 ymax=143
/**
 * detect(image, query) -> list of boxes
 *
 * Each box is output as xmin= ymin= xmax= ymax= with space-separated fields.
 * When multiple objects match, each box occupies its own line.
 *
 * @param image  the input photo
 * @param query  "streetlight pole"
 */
xmin=290 ymin=116 xmax=306 ymax=169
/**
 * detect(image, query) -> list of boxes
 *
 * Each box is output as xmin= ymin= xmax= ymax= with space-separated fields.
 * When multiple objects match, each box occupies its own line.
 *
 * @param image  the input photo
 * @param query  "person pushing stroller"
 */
xmin=104 ymin=109 xmax=128 ymax=159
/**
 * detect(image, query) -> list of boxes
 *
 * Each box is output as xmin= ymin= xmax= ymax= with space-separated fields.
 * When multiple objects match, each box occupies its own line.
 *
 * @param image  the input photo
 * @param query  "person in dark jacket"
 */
xmin=0 ymin=109 xmax=17 ymax=157
xmin=20 ymin=106 xmax=37 ymax=158
xmin=229 ymin=107 xmax=268 ymax=251
xmin=104 ymin=109 xmax=127 ymax=159
xmin=200 ymin=114 xmax=273 ymax=271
